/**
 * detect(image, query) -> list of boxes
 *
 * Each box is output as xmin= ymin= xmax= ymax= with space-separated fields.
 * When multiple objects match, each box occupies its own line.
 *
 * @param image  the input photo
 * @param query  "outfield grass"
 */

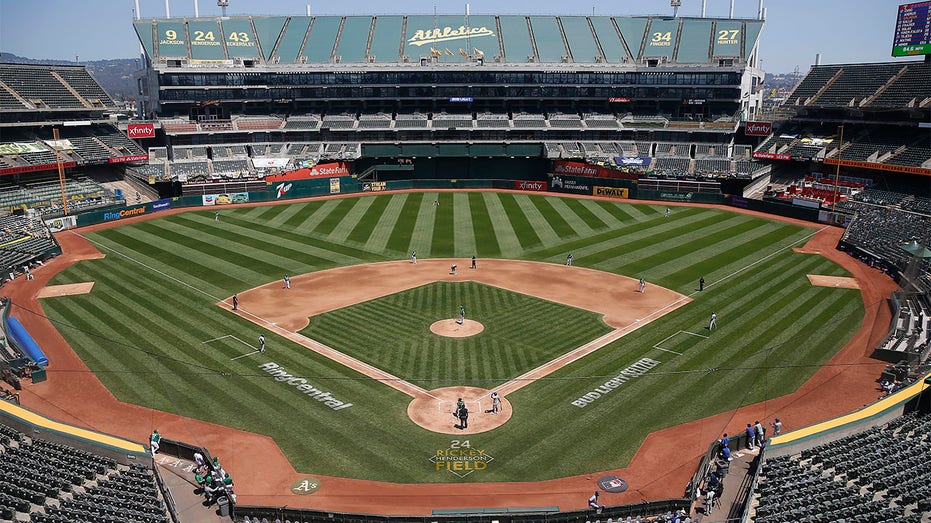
xmin=302 ymin=281 xmax=613 ymax=384
xmin=41 ymin=192 xmax=863 ymax=482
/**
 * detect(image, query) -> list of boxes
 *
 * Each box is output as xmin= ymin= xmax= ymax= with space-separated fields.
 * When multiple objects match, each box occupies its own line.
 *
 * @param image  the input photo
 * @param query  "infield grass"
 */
xmin=41 ymin=193 xmax=864 ymax=482
xmin=302 ymin=281 xmax=613 ymax=384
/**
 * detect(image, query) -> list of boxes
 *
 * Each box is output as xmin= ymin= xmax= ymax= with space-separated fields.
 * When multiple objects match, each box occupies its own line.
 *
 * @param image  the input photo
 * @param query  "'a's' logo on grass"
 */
xmin=429 ymin=440 xmax=494 ymax=478
xmin=290 ymin=477 xmax=321 ymax=495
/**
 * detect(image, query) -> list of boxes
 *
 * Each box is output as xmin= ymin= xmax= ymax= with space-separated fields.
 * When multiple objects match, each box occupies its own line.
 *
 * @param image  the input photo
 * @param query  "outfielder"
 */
xmin=259 ymin=334 xmax=266 ymax=353
xmin=709 ymin=312 xmax=717 ymax=331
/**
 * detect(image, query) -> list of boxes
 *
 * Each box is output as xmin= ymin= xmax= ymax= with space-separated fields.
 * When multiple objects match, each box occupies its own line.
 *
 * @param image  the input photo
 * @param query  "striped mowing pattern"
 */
xmin=41 ymin=193 xmax=863 ymax=482
xmin=303 ymin=281 xmax=613 ymax=384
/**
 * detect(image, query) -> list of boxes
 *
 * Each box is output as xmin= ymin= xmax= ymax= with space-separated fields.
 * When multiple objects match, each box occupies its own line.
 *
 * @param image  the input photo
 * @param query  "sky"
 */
xmin=0 ymin=0 xmax=921 ymax=73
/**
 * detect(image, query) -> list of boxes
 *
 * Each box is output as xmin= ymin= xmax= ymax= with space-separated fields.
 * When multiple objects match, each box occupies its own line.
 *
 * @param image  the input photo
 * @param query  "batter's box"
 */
xmin=652 ymin=330 xmax=708 ymax=356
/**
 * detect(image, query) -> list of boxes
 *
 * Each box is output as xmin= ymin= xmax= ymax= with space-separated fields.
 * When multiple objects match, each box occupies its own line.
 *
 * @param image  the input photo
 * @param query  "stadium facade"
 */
xmin=130 ymin=13 xmax=766 ymax=185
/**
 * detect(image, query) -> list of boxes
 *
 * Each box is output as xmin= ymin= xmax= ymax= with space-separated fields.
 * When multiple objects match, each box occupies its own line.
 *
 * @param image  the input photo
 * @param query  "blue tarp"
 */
xmin=6 ymin=317 xmax=48 ymax=367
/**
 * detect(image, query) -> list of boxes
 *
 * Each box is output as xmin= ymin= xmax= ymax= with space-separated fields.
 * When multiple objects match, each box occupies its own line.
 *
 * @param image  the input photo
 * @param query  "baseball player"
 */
xmin=259 ymin=334 xmax=266 ymax=353
xmin=471 ymin=255 xmax=476 ymax=269
xmin=284 ymin=275 xmax=290 ymax=289
xmin=665 ymin=207 xmax=670 ymax=218
xmin=411 ymin=251 xmax=417 ymax=264
xmin=491 ymin=391 xmax=500 ymax=414
xmin=215 ymin=210 xmax=220 ymax=222
xmin=709 ymin=312 xmax=717 ymax=331
xmin=458 ymin=305 xmax=465 ymax=325
xmin=232 ymin=294 xmax=238 ymax=311
xmin=588 ymin=491 xmax=604 ymax=511
xmin=638 ymin=277 xmax=645 ymax=293
xmin=566 ymin=253 xmax=573 ymax=266
xmin=451 ymin=264 xmax=457 ymax=275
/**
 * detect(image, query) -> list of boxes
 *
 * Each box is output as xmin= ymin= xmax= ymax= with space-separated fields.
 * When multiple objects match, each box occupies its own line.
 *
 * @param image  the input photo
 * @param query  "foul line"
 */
xmin=652 ymin=330 xmax=709 ymax=355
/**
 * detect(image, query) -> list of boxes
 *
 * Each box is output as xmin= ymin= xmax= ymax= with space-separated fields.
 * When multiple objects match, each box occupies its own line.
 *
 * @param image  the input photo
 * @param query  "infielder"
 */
xmin=566 ymin=253 xmax=573 ymax=266
xmin=411 ymin=251 xmax=417 ymax=264
xmin=451 ymin=264 xmax=457 ymax=275
xmin=638 ymin=277 xmax=645 ymax=293
xmin=284 ymin=275 xmax=290 ymax=289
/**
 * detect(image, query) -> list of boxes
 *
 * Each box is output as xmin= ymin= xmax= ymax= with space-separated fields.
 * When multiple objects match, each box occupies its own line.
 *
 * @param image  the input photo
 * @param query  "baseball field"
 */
xmin=37 ymin=191 xmax=863 ymax=483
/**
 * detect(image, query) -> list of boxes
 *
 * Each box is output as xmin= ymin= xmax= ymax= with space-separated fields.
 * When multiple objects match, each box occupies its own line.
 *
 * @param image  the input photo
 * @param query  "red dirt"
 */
xmin=429 ymin=319 xmax=485 ymax=337
xmin=4 ymin=193 xmax=897 ymax=515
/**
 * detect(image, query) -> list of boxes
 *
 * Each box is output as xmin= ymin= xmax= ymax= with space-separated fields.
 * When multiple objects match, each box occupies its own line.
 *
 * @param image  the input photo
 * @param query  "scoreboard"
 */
xmin=893 ymin=1 xmax=931 ymax=56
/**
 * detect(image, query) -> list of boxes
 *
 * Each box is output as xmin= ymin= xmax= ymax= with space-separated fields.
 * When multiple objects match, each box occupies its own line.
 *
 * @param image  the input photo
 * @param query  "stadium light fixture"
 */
xmin=218 ymin=0 xmax=229 ymax=17
xmin=671 ymin=0 xmax=681 ymax=17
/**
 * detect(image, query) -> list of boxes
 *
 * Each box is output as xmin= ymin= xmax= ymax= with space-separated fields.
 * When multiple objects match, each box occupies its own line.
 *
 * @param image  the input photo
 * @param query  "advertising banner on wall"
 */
xmin=362 ymin=181 xmax=388 ymax=192
xmin=329 ymin=178 xmax=341 ymax=194
xmin=548 ymin=175 xmax=593 ymax=195
xmin=265 ymin=162 xmax=352 ymax=182
xmin=127 ymin=123 xmax=156 ymax=139
xmin=744 ymin=121 xmax=772 ymax=136
xmin=202 ymin=193 xmax=249 ymax=206
xmin=44 ymin=215 xmax=78 ymax=232
xmin=513 ymin=180 xmax=547 ymax=191
xmin=593 ymin=186 xmax=629 ymax=199
xmin=553 ymin=160 xmax=638 ymax=180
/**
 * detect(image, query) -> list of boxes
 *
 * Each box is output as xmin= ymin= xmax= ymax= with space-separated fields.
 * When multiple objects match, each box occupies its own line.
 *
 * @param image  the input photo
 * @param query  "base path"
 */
xmin=3 ymin=200 xmax=899 ymax=515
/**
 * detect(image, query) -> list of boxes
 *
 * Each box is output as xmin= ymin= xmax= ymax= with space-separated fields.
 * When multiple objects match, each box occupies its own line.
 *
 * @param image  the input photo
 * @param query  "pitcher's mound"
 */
xmin=430 ymin=319 xmax=484 ymax=338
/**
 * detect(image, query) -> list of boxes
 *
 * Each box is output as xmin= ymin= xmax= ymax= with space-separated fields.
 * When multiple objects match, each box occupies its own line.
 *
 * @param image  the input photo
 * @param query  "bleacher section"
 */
xmin=876 ymin=294 xmax=930 ymax=359
xmin=0 ymin=125 xmax=145 ymax=170
xmin=841 ymin=201 xmax=931 ymax=270
xmin=0 ymin=214 xmax=59 ymax=276
xmin=0 ymin=64 xmax=117 ymax=110
xmin=0 ymin=178 xmax=116 ymax=217
xmin=0 ymin=420 xmax=169 ymax=523
xmin=787 ymin=62 xmax=931 ymax=109
xmin=751 ymin=412 xmax=931 ymax=522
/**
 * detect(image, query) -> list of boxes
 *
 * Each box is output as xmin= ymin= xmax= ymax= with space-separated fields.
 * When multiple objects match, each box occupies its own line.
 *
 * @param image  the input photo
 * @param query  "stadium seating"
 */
xmin=786 ymin=65 xmax=843 ymax=105
xmin=476 ymin=113 xmax=511 ymax=128
xmin=233 ymin=117 xmax=283 ymax=131
xmin=0 ymin=420 xmax=169 ymax=523
xmin=752 ymin=412 xmax=931 ymax=522
xmin=872 ymin=63 xmax=931 ymax=108
xmin=322 ymin=115 xmax=357 ymax=130
xmin=431 ymin=113 xmax=473 ymax=129
xmin=0 ymin=64 xmax=117 ymax=109
xmin=357 ymin=114 xmax=392 ymax=129
xmin=886 ymin=147 xmax=931 ymax=167
xmin=283 ymin=117 xmax=322 ymax=130
xmin=815 ymin=63 xmax=904 ymax=107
